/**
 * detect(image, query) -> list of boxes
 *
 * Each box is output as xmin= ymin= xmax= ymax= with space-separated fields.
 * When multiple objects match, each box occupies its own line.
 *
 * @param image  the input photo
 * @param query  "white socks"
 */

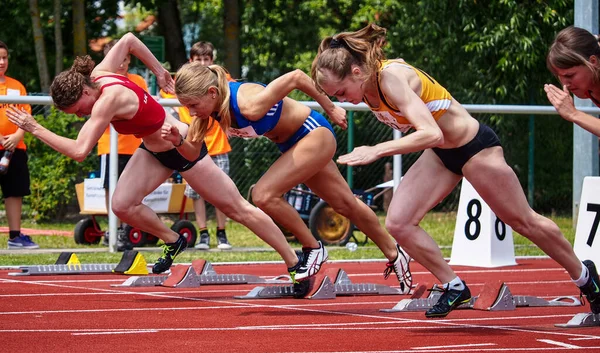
xmin=573 ymin=262 xmax=590 ymax=287
xmin=445 ymin=276 xmax=465 ymax=291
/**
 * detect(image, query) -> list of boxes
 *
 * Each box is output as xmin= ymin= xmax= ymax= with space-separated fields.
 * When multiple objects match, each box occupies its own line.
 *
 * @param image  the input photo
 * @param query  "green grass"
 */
xmin=0 ymin=212 xmax=576 ymax=266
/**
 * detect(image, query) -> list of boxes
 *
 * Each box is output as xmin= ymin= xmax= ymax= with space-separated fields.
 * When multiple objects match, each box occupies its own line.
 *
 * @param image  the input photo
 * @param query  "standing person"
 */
xmin=161 ymin=41 xmax=233 ymax=250
xmin=7 ymin=33 xmax=319 ymax=282
xmin=311 ymin=23 xmax=600 ymax=317
xmin=99 ymin=39 xmax=146 ymax=249
xmin=545 ymin=26 xmax=600 ymax=135
xmin=172 ymin=62 xmax=413 ymax=294
xmin=0 ymin=40 xmax=37 ymax=249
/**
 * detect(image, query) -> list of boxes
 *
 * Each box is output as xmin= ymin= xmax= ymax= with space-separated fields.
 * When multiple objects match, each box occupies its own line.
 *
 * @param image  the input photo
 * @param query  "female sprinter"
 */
xmin=311 ymin=23 xmax=600 ymax=318
xmin=171 ymin=62 xmax=413 ymax=294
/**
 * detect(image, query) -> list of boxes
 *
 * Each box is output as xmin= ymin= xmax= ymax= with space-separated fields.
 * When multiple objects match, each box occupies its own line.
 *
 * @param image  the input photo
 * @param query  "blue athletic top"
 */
xmin=227 ymin=81 xmax=284 ymax=138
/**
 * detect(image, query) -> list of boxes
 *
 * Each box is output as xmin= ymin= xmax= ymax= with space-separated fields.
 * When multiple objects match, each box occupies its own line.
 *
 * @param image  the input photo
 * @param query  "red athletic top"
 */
xmin=93 ymin=75 xmax=165 ymax=138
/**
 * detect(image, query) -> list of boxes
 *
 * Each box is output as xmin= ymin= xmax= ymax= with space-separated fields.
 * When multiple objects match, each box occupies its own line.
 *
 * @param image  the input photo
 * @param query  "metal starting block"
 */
xmin=235 ymin=267 xmax=406 ymax=300
xmin=556 ymin=312 xmax=600 ymax=328
xmin=114 ymin=259 xmax=288 ymax=288
xmin=381 ymin=280 xmax=581 ymax=313
xmin=9 ymin=250 xmax=148 ymax=276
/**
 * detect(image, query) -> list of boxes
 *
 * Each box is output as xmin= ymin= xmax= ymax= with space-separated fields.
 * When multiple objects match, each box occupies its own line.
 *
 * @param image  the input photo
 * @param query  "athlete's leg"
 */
xmin=386 ymin=150 xmax=462 ymax=284
xmin=251 ymin=128 xmax=336 ymax=248
xmin=304 ymin=161 xmax=398 ymax=261
xmin=111 ymin=149 xmax=177 ymax=243
xmin=464 ymin=146 xmax=583 ymax=279
xmin=181 ymin=155 xmax=298 ymax=267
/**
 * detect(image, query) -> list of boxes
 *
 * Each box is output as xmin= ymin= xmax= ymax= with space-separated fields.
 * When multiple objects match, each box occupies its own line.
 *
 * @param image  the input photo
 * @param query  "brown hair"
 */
xmin=0 ymin=40 xmax=8 ymax=52
xmin=547 ymin=26 xmax=600 ymax=83
xmin=311 ymin=23 xmax=387 ymax=93
xmin=50 ymin=56 xmax=98 ymax=110
xmin=175 ymin=62 xmax=231 ymax=143
xmin=190 ymin=41 xmax=215 ymax=60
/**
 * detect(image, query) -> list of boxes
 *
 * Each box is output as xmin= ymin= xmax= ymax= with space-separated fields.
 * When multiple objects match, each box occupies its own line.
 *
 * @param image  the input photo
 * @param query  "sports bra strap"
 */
xmin=93 ymin=74 xmax=128 ymax=83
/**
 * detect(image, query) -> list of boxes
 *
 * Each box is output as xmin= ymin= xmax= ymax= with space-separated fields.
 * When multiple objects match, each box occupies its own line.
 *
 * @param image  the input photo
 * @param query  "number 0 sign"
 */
xmin=449 ymin=178 xmax=517 ymax=267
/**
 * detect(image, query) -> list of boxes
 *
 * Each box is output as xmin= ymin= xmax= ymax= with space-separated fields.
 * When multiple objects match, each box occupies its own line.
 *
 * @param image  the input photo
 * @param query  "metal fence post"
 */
xmin=346 ymin=111 xmax=354 ymax=189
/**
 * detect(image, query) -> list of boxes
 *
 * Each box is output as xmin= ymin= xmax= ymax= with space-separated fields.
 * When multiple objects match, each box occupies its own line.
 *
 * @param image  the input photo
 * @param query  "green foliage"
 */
xmin=24 ymin=108 xmax=97 ymax=221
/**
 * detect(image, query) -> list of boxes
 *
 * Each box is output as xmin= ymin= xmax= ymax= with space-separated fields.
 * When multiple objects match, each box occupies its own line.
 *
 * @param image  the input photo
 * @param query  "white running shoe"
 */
xmin=295 ymin=241 xmax=328 ymax=281
xmin=384 ymin=243 xmax=412 ymax=294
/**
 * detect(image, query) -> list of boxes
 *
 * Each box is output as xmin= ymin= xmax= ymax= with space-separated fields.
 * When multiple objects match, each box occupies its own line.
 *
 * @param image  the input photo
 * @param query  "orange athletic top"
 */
xmin=363 ymin=60 xmax=452 ymax=131
xmin=97 ymin=73 xmax=147 ymax=155
xmin=0 ymin=76 xmax=31 ymax=150
xmin=160 ymin=84 xmax=232 ymax=156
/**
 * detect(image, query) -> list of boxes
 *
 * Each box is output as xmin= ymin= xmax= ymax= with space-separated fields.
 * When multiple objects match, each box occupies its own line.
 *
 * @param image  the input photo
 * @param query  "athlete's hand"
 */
xmin=327 ymin=105 xmax=348 ymax=130
xmin=337 ymin=145 xmax=379 ymax=166
xmin=160 ymin=122 xmax=180 ymax=144
xmin=544 ymin=84 xmax=578 ymax=122
xmin=6 ymin=106 xmax=38 ymax=134
xmin=156 ymin=69 xmax=175 ymax=95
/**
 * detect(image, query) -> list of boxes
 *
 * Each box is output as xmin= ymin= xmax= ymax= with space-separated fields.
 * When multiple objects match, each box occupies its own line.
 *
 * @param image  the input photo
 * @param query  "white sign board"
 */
xmin=82 ymin=178 xmax=173 ymax=213
xmin=449 ymin=178 xmax=516 ymax=267
xmin=574 ymin=177 xmax=600 ymax=265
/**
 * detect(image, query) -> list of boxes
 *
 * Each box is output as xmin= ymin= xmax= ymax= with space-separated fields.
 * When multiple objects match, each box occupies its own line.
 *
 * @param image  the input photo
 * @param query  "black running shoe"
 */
xmin=287 ymin=251 xmax=304 ymax=285
xmin=425 ymin=281 xmax=471 ymax=318
xmin=152 ymin=235 xmax=187 ymax=274
xmin=579 ymin=260 xmax=600 ymax=314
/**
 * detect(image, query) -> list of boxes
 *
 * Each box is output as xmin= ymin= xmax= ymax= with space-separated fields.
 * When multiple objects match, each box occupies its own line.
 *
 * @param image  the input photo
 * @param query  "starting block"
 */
xmin=8 ymin=250 xmax=148 ymax=276
xmin=235 ymin=267 xmax=406 ymax=300
xmin=381 ymin=281 xmax=581 ymax=312
xmin=114 ymin=259 xmax=288 ymax=287
xmin=556 ymin=313 xmax=600 ymax=328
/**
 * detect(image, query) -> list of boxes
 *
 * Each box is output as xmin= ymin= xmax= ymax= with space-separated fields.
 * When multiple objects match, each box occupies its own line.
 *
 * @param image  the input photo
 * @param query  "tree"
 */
xmin=28 ymin=0 xmax=50 ymax=92
xmin=223 ymin=0 xmax=240 ymax=77
xmin=72 ymin=0 xmax=86 ymax=56
xmin=53 ymin=0 xmax=63 ymax=74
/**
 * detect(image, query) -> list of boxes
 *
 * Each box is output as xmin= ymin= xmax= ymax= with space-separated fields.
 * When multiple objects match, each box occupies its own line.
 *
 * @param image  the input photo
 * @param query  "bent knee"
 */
xmin=385 ymin=217 xmax=416 ymax=240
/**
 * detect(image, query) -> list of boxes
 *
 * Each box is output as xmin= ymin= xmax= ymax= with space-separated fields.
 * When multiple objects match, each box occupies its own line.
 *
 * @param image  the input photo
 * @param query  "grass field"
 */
xmin=0 ymin=212 xmax=575 ymax=266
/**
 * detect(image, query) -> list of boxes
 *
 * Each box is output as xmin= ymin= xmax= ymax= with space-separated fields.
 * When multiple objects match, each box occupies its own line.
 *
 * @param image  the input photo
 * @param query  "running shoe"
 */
xmin=425 ymin=281 xmax=471 ymax=318
xmin=152 ymin=234 xmax=187 ymax=274
xmin=383 ymin=243 xmax=412 ymax=294
xmin=579 ymin=260 xmax=600 ymax=314
xmin=7 ymin=234 xmax=39 ymax=249
xmin=296 ymin=241 xmax=328 ymax=281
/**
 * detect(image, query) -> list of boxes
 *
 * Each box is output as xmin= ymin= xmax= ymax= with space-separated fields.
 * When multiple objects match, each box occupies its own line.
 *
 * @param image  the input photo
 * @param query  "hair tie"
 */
xmin=329 ymin=38 xmax=343 ymax=49
xmin=207 ymin=66 xmax=217 ymax=75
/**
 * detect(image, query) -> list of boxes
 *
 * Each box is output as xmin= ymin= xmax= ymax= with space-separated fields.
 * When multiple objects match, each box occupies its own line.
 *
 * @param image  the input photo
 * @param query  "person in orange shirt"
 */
xmin=161 ymin=41 xmax=233 ymax=250
xmin=0 ymin=40 xmax=38 ymax=249
xmin=99 ymin=39 xmax=147 ymax=249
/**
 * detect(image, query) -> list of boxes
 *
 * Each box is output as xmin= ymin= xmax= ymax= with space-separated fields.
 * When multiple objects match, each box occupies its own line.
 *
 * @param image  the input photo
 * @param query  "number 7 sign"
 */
xmin=574 ymin=177 xmax=600 ymax=265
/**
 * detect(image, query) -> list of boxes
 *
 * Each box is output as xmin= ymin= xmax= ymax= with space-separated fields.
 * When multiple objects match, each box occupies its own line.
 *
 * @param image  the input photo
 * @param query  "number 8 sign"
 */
xmin=449 ymin=178 xmax=517 ymax=267
xmin=574 ymin=177 xmax=600 ymax=265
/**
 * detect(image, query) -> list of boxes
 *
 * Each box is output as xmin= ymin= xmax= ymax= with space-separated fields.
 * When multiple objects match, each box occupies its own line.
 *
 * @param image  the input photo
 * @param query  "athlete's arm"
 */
xmin=338 ymin=68 xmax=443 ymax=166
xmin=544 ymin=83 xmax=600 ymax=136
xmin=7 ymin=96 xmax=116 ymax=162
xmin=243 ymin=69 xmax=347 ymax=128
xmin=161 ymin=122 xmax=203 ymax=161
xmin=93 ymin=33 xmax=174 ymax=94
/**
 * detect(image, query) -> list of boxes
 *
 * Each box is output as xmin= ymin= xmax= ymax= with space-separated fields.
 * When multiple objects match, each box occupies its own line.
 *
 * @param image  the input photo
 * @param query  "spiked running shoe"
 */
xmin=295 ymin=241 xmax=328 ymax=281
xmin=579 ymin=260 xmax=600 ymax=314
xmin=152 ymin=235 xmax=187 ymax=274
xmin=425 ymin=281 xmax=472 ymax=318
xmin=383 ymin=243 xmax=412 ymax=294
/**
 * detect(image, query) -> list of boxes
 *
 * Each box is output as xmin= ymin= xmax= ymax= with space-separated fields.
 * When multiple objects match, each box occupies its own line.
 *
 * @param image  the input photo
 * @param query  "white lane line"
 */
xmin=412 ymin=343 xmax=496 ymax=350
xmin=72 ymin=330 xmax=159 ymax=336
xmin=538 ymin=339 xmax=581 ymax=348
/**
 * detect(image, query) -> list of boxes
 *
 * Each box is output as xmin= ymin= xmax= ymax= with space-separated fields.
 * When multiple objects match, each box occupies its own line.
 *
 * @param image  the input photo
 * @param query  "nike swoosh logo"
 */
xmin=447 ymin=294 xmax=464 ymax=306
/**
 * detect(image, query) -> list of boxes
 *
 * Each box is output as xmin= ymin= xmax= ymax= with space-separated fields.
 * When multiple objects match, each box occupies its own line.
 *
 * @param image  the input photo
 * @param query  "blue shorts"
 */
xmin=276 ymin=110 xmax=336 ymax=153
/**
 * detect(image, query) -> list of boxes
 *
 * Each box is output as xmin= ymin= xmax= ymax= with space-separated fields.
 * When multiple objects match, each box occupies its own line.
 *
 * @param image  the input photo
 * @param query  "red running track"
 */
xmin=0 ymin=258 xmax=599 ymax=353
